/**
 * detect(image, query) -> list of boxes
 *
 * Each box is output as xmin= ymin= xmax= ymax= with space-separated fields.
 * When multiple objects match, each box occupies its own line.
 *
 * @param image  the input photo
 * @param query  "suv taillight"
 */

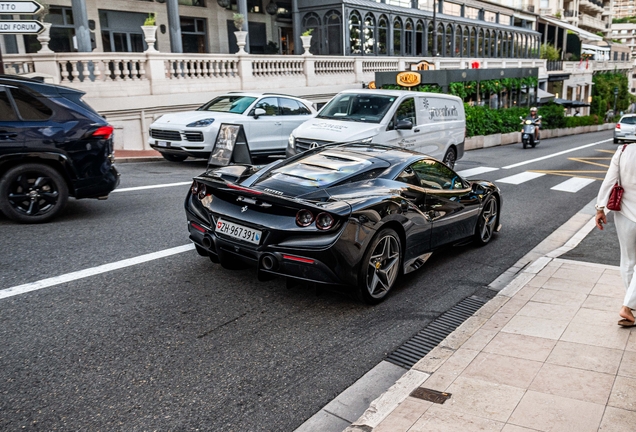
xmin=616 ymin=124 xmax=621 ymax=129
xmin=92 ymin=125 xmax=114 ymax=139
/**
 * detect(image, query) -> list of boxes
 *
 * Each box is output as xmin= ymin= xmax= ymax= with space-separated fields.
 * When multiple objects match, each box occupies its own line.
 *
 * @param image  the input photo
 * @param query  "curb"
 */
xmin=115 ymin=157 xmax=164 ymax=163
xmin=344 ymin=197 xmax=600 ymax=432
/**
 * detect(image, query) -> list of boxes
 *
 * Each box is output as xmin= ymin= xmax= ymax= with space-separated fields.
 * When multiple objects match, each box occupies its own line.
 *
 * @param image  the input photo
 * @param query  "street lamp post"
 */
xmin=431 ymin=0 xmax=437 ymax=57
xmin=614 ymin=86 xmax=619 ymax=114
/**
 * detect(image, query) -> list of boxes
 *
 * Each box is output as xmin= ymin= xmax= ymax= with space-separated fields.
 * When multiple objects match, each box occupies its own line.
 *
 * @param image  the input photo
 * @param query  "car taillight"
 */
xmin=617 ymin=124 xmax=621 ymax=129
xmin=92 ymin=125 xmax=114 ymax=139
xmin=191 ymin=181 xmax=199 ymax=195
xmin=316 ymin=212 xmax=335 ymax=230
xmin=296 ymin=209 xmax=314 ymax=227
xmin=198 ymin=184 xmax=207 ymax=200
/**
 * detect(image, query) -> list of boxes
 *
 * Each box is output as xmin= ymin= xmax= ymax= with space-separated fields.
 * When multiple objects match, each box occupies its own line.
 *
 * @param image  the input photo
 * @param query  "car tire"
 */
xmin=0 ymin=163 xmax=69 ymax=224
xmin=614 ymin=138 xmax=619 ymax=144
xmin=474 ymin=195 xmax=498 ymax=246
xmin=442 ymin=147 xmax=457 ymax=168
xmin=357 ymin=228 xmax=402 ymax=305
xmin=162 ymin=153 xmax=188 ymax=162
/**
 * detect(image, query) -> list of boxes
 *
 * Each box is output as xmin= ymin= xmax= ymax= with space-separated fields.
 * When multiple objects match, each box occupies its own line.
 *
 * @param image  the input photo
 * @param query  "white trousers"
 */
xmin=615 ymin=212 xmax=636 ymax=309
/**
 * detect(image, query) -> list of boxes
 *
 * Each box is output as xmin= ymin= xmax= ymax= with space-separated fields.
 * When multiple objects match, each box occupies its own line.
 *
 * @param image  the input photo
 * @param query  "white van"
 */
xmin=286 ymin=89 xmax=466 ymax=167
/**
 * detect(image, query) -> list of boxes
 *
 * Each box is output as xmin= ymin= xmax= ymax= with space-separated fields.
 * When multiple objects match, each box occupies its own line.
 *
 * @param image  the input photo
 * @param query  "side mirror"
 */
xmin=254 ymin=108 xmax=266 ymax=119
xmin=396 ymin=119 xmax=413 ymax=130
xmin=538 ymin=115 xmax=542 ymax=119
xmin=519 ymin=116 xmax=524 ymax=120
xmin=471 ymin=182 xmax=486 ymax=195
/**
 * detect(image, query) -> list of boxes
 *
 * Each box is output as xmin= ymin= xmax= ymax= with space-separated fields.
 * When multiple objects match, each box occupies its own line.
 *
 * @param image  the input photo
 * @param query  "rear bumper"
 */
xmin=186 ymin=213 xmax=356 ymax=286
xmin=73 ymin=166 xmax=120 ymax=199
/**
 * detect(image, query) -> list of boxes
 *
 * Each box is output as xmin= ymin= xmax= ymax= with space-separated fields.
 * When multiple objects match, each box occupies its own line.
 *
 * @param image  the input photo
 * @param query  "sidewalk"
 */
xmin=346 ymin=204 xmax=634 ymax=432
xmin=114 ymin=149 xmax=163 ymax=163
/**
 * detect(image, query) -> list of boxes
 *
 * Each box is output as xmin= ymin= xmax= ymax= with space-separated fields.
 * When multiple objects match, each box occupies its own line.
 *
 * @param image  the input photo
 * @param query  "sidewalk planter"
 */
xmin=142 ymin=25 xmax=158 ymax=53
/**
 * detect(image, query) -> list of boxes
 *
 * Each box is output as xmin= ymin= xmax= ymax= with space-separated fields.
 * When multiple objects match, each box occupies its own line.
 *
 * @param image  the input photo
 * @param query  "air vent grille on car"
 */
xmin=295 ymin=138 xmax=333 ymax=152
xmin=185 ymin=132 xmax=204 ymax=142
xmin=150 ymin=129 xmax=182 ymax=141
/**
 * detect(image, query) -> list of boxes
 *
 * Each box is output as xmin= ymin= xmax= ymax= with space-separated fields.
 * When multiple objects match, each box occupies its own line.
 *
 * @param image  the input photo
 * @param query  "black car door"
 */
xmin=410 ymin=159 xmax=481 ymax=249
xmin=394 ymin=165 xmax=433 ymax=261
xmin=0 ymin=86 xmax=24 ymax=154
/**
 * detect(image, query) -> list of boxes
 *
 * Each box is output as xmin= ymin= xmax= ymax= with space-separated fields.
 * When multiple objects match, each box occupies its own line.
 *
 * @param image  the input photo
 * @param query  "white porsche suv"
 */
xmin=148 ymin=92 xmax=316 ymax=162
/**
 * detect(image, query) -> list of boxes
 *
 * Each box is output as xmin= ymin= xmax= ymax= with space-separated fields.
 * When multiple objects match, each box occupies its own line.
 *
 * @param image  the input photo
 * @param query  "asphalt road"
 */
xmin=0 ymin=130 xmax=617 ymax=431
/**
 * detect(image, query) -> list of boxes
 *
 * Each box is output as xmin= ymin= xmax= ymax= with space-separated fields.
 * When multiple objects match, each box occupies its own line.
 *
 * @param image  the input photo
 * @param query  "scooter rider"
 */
xmin=523 ymin=107 xmax=541 ymax=141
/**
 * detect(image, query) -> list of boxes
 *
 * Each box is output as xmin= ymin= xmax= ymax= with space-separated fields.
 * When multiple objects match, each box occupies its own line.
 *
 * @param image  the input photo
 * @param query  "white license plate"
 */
xmin=216 ymin=218 xmax=262 ymax=244
xmin=156 ymin=141 xmax=170 ymax=147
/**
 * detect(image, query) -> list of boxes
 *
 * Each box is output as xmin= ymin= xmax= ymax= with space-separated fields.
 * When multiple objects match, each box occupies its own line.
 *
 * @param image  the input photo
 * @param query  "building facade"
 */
xmin=0 ymin=0 xmax=540 ymax=59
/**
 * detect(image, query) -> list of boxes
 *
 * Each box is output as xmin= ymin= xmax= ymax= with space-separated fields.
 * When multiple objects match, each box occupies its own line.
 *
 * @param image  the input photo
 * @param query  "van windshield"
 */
xmin=198 ymin=96 xmax=257 ymax=114
xmin=317 ymin=94 xmax=396 ymax=124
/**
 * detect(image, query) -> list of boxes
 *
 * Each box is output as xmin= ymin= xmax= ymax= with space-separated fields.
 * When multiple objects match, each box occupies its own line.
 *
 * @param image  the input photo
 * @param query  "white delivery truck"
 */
xmin=286 ymin=89 xmax=466 ymax=167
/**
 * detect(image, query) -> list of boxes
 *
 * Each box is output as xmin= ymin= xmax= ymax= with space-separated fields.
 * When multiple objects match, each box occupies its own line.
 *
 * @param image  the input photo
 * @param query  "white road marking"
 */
xmin=113 ymin=181 xmax=192 ymax=192
xmin=496 ymin=171 xmax=546 ymax=185
xmin=550 ymin=177 xmax=596 ymax=193
xmin=456 ymin=167 xmax=499 ymax=177
xmin=502 ymin=139 xmax=612 ymax=170
xmin=0 ymin=244 xmax=195 ymax=300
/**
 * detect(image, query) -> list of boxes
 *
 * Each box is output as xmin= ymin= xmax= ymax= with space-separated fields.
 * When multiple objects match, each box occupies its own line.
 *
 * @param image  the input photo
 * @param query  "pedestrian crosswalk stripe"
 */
xmin=496 ymin=172 xmax=546 ymax=185
xmin=456 ymin=167 xmax=499 ymax=177
xmin=550 ymin=177 xmax=596 ymax=193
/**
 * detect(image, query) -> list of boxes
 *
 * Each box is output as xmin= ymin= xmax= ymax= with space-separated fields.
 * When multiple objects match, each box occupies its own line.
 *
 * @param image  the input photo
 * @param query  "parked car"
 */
xmin=614 ymin=114 xmax=636 ymax=144
xmin=185 ymin=143 xmax=501 ymax=304
xmin=149 ymin=92 xmax=317 ymax=162
xmin=0 ymin=76 xmax=119 ymax=224
xmin=286 ymin=89 xmax=466 ymax=168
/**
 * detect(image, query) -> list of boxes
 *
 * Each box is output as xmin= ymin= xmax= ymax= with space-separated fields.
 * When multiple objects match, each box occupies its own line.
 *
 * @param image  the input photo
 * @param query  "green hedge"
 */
xmin=464 ymin=102 xmax=602 ymax=137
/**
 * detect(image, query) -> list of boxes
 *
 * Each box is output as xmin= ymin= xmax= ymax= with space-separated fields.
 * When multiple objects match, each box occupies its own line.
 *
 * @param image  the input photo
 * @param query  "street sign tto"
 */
xmin=0 ymin=20 xmax=43 ymax=34
xmin=0 ymin=1 xmax=42 ymax=14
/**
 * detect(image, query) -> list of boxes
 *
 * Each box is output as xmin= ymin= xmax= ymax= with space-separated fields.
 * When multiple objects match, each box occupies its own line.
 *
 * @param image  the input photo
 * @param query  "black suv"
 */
xmin=0 ymin=76 xmax=119 ymax=223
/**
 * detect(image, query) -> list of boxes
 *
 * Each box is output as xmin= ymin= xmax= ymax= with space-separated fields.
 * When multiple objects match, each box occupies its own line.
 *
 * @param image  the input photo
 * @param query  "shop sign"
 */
xmin=396 ymin=71 xmax=421 ymax=87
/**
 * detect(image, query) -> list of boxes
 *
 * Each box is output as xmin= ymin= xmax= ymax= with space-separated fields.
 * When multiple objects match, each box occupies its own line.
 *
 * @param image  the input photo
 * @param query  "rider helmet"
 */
xmin=530 ymin=107 xmax=537 ymax=113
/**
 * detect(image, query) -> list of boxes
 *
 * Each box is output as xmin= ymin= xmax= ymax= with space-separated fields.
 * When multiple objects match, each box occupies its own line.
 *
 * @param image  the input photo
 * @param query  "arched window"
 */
xmin=364 ymin=13 xmax=376 ymax=55
xmin=462 ymin=26 xmax=469 ymax=56
xmin=349 ymin=11 xmax=362 ymax=55
xmin=484 ymin=29 xmax=490 ymax=57
xmin=393 ymin=17 xmax=402 ymax=55
xmin=405 ymin=19 xmax=414 ymax=56
xmin=470 ymin=27 xmax=476 ymax=57
xmin=302 ymin=12 xmax=321 ymax=55
xmin=437 ymin=23 xmax=444 ymax=56
xmin=445 ymin=24 xmax=452 ymax=57
xmin=455 ymin=25 xmax=461 ymax=57
xmin=478 ymin=29 xmax=484 ymax=57
xmin=491 ymin=31 xmax=496 ymax=57
xmin=496 ymin=31 xmax=502 ymax=58
xmin=428 ymin=22 xmax=434 ymax=56
xmin=325 ymin=10 xmax=342 ymax=55
xmin=416 ymin=20 xmax=424 ymax=56
xmin=378 ymin=15 xmax=388 ymax=55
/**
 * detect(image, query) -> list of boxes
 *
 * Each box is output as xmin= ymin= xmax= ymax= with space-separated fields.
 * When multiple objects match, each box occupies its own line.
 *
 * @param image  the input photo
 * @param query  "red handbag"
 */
xmin=607 ymin=145 xmax=628 ymax=211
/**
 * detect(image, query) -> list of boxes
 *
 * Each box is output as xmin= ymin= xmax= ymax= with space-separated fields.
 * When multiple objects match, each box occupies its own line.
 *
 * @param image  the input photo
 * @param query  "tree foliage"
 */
xmin=591 ymin=72 xmax=633 ymax=116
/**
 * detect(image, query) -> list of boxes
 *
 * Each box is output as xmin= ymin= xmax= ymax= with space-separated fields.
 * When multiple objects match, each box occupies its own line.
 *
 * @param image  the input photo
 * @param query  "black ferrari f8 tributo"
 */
xmin=185 ymin=143 xmax=501 ymax=304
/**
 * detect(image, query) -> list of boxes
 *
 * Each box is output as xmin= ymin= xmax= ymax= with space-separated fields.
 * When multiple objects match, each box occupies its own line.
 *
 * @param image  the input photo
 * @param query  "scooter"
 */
xmin=519 ymin=116 xmax=542 ymax=149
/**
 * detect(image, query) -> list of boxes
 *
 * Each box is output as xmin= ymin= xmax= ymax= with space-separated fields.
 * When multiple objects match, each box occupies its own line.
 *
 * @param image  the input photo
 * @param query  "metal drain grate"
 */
xmin=385 ymin=295 xmax=488 ymax=369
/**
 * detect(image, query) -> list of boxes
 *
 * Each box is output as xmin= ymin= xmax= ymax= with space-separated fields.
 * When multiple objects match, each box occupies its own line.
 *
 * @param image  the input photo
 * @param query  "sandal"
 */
xmin=618 ymin=319 xmax=636 ymax=327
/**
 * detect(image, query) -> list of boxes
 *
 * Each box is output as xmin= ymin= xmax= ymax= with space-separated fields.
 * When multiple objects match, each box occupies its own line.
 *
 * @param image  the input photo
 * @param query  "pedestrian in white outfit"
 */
xmin=596 ymin=143 xmax=636 ymax=326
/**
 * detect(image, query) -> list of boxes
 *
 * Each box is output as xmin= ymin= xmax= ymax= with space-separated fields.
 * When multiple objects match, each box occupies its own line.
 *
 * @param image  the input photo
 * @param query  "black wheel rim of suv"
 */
xmin=8 ymin=173 xmax=60 ymax=217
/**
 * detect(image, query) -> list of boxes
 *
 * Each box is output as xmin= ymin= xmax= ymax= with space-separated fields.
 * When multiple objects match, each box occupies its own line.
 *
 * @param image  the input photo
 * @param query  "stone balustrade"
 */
xmin=2 ymin=51 xmax=550 ymax=100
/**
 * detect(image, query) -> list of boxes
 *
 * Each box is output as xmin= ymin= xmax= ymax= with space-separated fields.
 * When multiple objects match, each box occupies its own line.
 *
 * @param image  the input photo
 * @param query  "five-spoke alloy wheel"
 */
xmin=442 ymin=147 xmax=457 ymax=168
xmin=0 ymin=164 xmax=69 ymax=223
xmin=358 ymin=228 xmax=402 ymax=304
xmin=474 ymin=195 xmax=498 ymax=246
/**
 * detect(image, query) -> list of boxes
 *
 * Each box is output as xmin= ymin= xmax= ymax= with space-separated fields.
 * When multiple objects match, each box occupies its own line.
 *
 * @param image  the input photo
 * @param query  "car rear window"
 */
xmin=0 ymin=89 xmax=17 ymax=121
xmin=621 ymin=116 xmax=636 ymax=125
xmin=9 ymin=88 xmax=53 ymax=120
